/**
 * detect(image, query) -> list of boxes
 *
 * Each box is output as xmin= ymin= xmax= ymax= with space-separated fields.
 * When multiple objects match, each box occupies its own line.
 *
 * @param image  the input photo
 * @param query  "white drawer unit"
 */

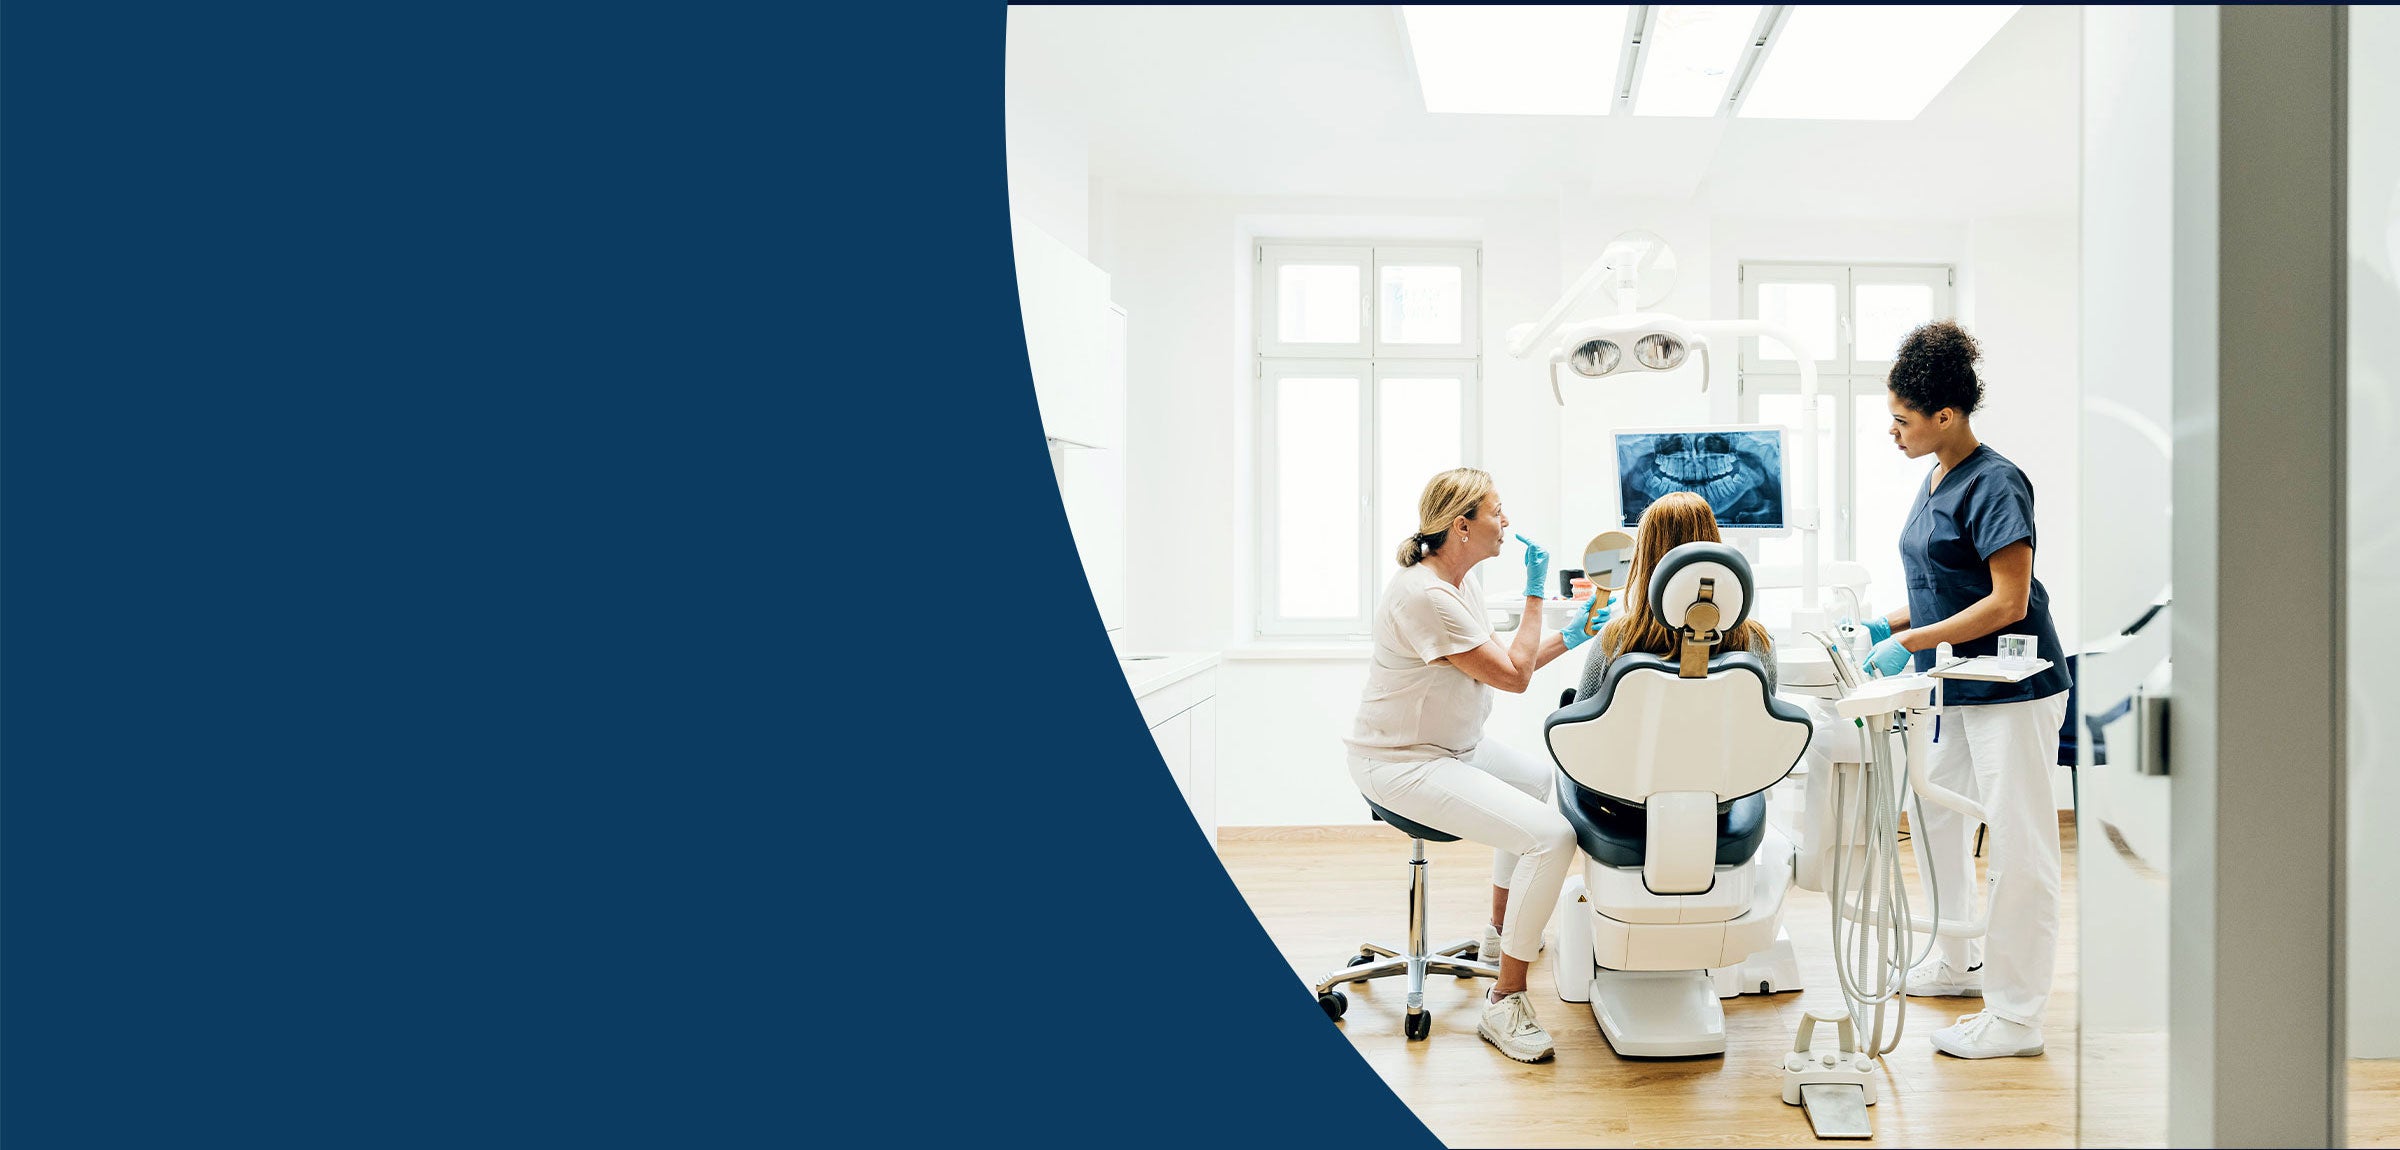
xmin=1124 ymin=654 xmax=1219 ymax=845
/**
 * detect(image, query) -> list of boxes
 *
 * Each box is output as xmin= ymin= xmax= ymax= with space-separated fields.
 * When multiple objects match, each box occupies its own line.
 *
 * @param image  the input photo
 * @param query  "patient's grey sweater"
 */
xmin=1573 ymin=626 xmax=1778 ymax=703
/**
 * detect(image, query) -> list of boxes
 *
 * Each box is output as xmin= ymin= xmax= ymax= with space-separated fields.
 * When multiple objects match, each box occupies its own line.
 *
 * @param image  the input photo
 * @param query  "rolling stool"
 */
xmin=1312 ymin=800 xmax=1501 ymax=1040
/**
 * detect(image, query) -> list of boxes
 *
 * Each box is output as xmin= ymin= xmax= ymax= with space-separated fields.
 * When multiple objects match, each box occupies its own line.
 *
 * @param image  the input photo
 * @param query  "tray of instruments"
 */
xmin=1927 ymin=656 xmax=2052 ymax=683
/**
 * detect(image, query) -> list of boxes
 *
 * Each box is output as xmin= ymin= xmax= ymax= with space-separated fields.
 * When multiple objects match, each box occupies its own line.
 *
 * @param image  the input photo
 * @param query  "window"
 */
xmin=1257 ymin=242 xmax=1481 ymax=637
xmin=1738 ymin=262 xmax=1952 ymax=605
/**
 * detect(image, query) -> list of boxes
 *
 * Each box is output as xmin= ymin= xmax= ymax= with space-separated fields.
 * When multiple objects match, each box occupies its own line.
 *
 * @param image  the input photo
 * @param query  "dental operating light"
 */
xmin=1511 ymin=231 xmax=1829 ymax=623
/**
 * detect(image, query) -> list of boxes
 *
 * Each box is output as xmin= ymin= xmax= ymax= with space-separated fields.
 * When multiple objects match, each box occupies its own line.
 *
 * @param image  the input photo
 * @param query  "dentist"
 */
xmin=1344 ymin=467 xmax=1609 ymax=1064
xmin=1854 ymin=320 xmax=2073 ymax=1060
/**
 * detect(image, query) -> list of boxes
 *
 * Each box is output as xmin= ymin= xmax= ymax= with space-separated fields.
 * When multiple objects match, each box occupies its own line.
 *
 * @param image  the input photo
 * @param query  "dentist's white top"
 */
xmin=1346 ymin=564 xmax=1495 ymax=760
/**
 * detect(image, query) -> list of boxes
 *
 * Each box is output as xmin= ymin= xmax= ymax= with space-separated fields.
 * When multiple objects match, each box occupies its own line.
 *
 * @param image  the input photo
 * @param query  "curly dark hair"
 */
xmin=1886 ymin=319 xmax=1984 ymax=417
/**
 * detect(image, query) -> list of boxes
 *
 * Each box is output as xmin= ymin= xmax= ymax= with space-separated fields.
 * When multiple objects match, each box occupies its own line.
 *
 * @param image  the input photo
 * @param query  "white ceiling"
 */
xmin=1008 ymin=5 xmax=2078 ymax=219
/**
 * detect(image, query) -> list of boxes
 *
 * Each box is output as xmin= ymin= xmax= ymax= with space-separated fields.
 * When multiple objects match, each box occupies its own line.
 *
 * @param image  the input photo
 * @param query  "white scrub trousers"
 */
xmin=1347 ymin=740 xmax=1575 ymax=964
xmin=1907 ymin=690 xmax=2071 ymax=1027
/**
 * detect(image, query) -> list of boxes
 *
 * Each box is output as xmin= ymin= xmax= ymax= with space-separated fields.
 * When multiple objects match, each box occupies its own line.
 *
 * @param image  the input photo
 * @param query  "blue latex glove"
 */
xmin=1561 ymin=593 xmax=1614 ymax=650
xmin=1514 ymin=534 xmax=1549 ymax=600
xmin=1865 ymin=635 xmax=1913 ymax=678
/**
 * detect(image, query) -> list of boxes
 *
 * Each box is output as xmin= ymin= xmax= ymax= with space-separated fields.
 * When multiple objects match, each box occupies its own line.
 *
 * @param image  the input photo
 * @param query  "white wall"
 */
xmin=1107 ymin=195 xmax=1247 ymax=654
xmin=1963 ymin=217 xmax=2083 ymax=651
xmin=1004 ymin=9 xmax=1093 ymax=259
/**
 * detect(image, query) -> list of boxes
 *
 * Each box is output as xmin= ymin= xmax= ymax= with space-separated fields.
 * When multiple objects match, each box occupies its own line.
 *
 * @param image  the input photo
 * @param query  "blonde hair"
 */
xmin=1396 ymin=468 xmax=1494 ymax=567
xmin=1597 ymin=491 xmax=1773 ymax=658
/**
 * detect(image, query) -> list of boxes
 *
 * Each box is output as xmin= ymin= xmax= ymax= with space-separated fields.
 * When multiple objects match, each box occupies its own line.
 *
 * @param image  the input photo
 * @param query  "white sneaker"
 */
xmin=1929 ymin=1011 xmax=2045 ymax=1058
xmin=1479 ymin=924 xmax=1545 ymax=963
xmin=1477 ymin=990 xmax=1556 ymax=1063
xmin=1905 ymin=957 xmax=1983 ymax=998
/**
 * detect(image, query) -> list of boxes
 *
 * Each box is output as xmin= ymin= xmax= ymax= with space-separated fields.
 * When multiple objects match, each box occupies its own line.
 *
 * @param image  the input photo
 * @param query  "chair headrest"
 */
xmin=1650 ymin=541 xmax=1752 ymax=633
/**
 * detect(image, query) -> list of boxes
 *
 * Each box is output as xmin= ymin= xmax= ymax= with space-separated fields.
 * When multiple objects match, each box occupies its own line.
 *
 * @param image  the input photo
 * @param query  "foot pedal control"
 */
xmin=1782 ymin=1009 xmax=1877 ymax=1140
xmin=1797 ymin=1084 xmax=1872 ymax=1139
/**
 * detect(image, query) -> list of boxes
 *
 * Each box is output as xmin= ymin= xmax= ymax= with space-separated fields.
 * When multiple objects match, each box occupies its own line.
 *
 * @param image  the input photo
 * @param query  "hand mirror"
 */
xmin=1582 ymin=530 xmax=1636 ymax=595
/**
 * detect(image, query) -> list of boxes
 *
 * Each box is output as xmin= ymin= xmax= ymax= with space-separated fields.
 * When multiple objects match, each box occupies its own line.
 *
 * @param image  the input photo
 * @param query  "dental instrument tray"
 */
xmin=1927 ymin=656 xmax=2052 ymax=683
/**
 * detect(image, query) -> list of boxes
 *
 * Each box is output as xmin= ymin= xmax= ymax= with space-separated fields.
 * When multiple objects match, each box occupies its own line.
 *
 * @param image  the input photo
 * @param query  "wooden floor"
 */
xmin=1218 ymin=821 xmax=2400 ymax=1148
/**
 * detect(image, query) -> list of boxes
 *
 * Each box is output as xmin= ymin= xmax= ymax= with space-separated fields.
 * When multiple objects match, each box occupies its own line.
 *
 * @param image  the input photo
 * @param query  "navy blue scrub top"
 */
xmin=1898 ymin=444 xmax=2073 ymax=706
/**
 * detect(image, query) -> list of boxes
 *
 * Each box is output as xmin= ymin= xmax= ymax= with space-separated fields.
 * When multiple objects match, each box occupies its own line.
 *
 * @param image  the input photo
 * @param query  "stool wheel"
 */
xmin=1346 ymin=953 xmax=1375 ymax=968
xmin=1318 ymin=991 xmax=1348 ymax=1020
xmin=1404 ymin=1010 xmax=1433 ymax=1040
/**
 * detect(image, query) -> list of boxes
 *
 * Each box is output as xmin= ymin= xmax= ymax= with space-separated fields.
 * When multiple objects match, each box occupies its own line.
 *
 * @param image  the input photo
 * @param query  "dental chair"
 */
xmin=1544 ymin=542 xmax=1811 ymax=1057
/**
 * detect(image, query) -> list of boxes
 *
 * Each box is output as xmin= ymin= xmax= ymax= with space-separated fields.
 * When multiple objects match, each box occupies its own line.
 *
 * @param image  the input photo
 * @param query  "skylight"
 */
xmin=1398 ymin=5 xmax=2022 ymax=121
xmin=1400 ymin=5 xmax=1631 ymax=116
xmin=1632 ymin=6 xmax=1764 ymax=118
xmin=1735 ymin=5 xmax=2020 ymax=120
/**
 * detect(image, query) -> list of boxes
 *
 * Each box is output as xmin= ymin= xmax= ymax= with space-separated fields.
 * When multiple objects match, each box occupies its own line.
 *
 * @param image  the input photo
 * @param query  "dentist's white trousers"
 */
xmin=1348 ymin=740 xmax=1575 ymax=963
xmin=1908 ymin=691 xmax=2070 ymax=1027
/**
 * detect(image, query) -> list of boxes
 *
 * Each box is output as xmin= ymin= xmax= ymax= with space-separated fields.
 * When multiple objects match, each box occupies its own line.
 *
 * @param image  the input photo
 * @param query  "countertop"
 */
xmin=1118 ymin=650 xmax=1220 ymax=698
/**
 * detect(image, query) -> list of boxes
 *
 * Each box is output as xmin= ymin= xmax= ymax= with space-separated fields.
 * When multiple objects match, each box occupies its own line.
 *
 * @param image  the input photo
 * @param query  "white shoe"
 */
xmin=1929 ymin=1011 xmax=2045 ymax=1058
xmin=1480 ymin=924 xmax=1545 ymax=963
xmin=1477 ymin=991 xmax=1556 ymax=1063
xmin=1905 ymin=956 xmax=1983 ymax=998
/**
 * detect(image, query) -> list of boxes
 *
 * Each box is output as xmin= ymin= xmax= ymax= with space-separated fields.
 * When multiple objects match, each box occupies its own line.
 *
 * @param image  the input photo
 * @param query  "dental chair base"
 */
xmin=1555 ymin=831 xmax=1800 ymax=1056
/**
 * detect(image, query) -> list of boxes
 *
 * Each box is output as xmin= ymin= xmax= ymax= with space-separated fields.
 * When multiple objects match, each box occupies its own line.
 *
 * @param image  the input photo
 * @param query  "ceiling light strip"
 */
xmin=1615 ymin=5 xmax=1654 ymax=112
xmin=1722 ymin=5 xmax=1791 ymax=118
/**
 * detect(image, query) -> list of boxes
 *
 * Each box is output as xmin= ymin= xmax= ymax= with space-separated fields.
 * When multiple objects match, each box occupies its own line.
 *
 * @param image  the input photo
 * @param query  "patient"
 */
xmin=1573 ymin=491 xmax=1776 ymax=703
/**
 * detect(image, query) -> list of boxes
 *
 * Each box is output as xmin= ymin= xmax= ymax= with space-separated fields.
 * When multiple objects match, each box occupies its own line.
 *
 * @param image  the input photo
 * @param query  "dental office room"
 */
xmin=1009 ymin=6 xmax=2398 ymax=1147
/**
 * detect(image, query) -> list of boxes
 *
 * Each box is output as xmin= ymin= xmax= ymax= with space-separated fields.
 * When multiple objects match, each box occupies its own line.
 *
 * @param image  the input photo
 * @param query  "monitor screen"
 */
xmin=1614 ymin=425 xmax=1787 ymax=530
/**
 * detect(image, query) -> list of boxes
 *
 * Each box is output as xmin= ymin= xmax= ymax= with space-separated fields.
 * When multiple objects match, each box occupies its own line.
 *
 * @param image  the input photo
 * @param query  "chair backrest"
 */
xmin=1546 ymin=652 xmax=1810 ymax=803
xmin=1543 ymin=542 xmax=1812 ymax=805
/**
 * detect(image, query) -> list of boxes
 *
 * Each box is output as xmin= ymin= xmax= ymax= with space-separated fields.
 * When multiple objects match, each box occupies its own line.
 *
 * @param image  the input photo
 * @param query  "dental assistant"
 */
xmin=1344 ymin=467 xmax=1609 ymax=1064
xmin=1856 ymin=320 xmax=2073 ymax=1061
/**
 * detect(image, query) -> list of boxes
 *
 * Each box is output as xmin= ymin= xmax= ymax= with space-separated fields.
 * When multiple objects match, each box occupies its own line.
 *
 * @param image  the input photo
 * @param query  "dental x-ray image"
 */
xmin=1615 ymin=426 xmax=1786 ymax=529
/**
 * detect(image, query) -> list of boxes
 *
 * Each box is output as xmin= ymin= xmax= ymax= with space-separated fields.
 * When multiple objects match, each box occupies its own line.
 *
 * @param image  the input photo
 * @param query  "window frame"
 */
xmin=1256 ymin=245 xmax=1373 ymax=358
xmin=1737 ymin=262 xmax=1848 ymax=375
xmin=1370 ymin=246 xmax=1482 ymax=358
xmin=1738 ymin=261 xmax=1955 ymax=375
xmin=1742 ymin=377 xmax=1866 ymax=558
xmin=1848 ymin=264 xmax=1954 ymax=376
xmin=1736 ymin=260 xmax=1951 ymax=593
xmin=1257 ymin=359 xmax=1372 ymax=637
xmin=1254 ymin=241 xmax=1482 ymax=638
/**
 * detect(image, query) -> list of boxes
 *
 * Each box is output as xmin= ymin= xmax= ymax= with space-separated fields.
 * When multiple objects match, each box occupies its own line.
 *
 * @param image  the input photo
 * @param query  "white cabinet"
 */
xmin=1011 ymin=222 xmax=1113 ymax=449
xmin=1148 ymin=697 xmax=1219 ymax=846
xmin=1132 ymin=658 xmax=1218 ymax=845
xmin=1052 ymin=304 xmax=1126 ymax=632
xmin=1019 ymin=221 xmax=1126 ymax=635
xmin=1185 ymin=697 xmax=1216 ymax=842
xmin=1152 ymin=707 xmax=1194 ymax=795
